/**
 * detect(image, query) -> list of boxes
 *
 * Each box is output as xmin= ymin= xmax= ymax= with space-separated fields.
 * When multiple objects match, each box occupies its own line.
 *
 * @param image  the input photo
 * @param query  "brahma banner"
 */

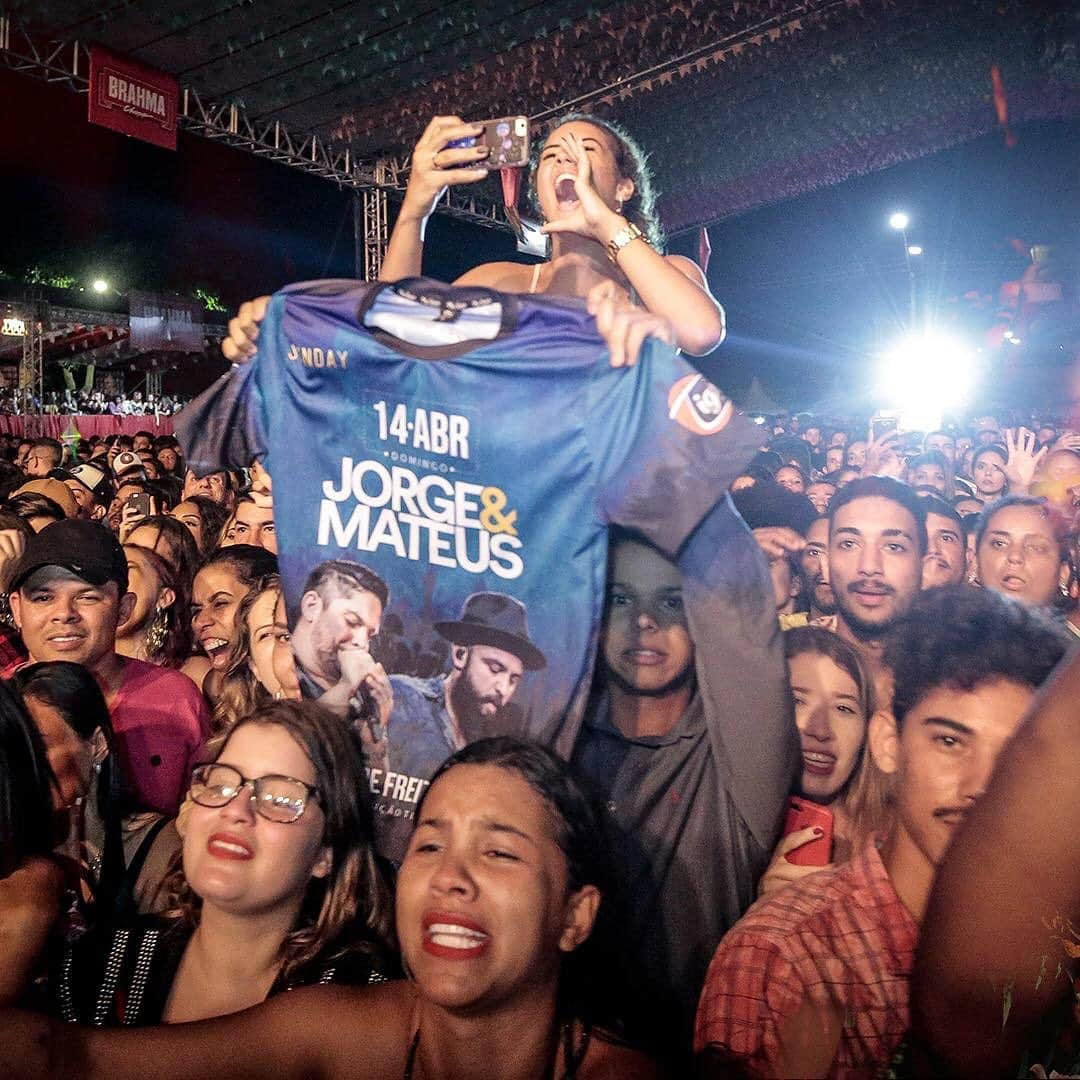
xmin=88 ymin=46 xmax=178 ymax=151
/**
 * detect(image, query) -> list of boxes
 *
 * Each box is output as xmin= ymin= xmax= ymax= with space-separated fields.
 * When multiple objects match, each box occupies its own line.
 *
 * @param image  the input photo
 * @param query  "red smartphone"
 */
xmin=782 ymin=796 xmax=834 ymax=866
xmin=446 ymin=116 xmax=530 ymax=169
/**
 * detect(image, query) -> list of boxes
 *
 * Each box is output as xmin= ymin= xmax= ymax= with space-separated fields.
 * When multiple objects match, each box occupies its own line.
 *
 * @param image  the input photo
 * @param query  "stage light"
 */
xmin=876 ymin=332 xmax=975 ymax=431
xmin=888 ymin=212 xmax=910 ymax=231
xmin=91 ymin=279 xmax=109 ymax=294
xmin=907 ymin=245 xmax=923 ymax=256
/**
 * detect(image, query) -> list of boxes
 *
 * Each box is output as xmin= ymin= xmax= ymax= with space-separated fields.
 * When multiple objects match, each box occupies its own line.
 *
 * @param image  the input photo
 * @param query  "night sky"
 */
xmin=2 ymin=66 xmax=1076 ymax=411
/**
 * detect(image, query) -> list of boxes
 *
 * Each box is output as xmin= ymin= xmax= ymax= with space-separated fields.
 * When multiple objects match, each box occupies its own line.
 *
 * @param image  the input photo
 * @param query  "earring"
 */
xmin=1060 ymin=581 xmax=1071 ymax=599
xmin=145 ymin=607 xmax=168 ymax=657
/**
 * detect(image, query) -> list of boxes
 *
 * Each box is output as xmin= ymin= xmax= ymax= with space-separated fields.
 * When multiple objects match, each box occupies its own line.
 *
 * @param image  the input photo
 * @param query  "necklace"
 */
xmin=403 ymin=1019 xmax=586 ymax=1080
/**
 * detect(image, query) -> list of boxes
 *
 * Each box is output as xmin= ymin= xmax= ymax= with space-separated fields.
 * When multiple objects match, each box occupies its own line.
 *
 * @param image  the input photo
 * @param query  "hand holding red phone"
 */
xmin=758 ymin=826 xmax=834 ymax=898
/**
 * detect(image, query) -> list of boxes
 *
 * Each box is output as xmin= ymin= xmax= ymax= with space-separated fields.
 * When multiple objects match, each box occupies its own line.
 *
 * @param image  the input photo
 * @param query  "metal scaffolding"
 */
xmin=18 ymin=313 xmax=43 ymax=409
xmin=0 ymin=15 xmax=509 ymax=243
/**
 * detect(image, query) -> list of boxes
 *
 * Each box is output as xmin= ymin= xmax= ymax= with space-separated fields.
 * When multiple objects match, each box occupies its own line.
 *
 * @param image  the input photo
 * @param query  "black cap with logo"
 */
xmin=9 ymin=520 xmax=129 ymax=594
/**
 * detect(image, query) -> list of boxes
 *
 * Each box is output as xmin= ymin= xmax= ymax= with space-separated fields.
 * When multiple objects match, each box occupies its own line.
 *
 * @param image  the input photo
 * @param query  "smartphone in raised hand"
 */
xmin=447 ymin=116 xmax=530 ymax=169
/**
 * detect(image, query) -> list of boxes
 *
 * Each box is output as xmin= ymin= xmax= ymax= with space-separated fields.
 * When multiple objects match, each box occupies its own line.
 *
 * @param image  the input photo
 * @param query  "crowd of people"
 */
xmin=0 ymin=387 xmax=188 ymax=417
xmin=0 ymin=109 xmax=1075 ymax=1080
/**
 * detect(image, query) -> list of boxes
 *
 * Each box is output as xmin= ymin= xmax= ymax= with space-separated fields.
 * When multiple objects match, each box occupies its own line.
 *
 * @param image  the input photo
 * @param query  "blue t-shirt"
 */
xmin=179 ymin=277 xmax=759 ymax=861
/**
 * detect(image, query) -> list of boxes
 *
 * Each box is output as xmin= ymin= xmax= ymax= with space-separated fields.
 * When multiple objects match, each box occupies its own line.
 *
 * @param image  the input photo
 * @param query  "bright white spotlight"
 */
xmin=876 ymin=332 xmax=975 ymax=431
xmin=888 ymin=212 xmax=910 ymax=231
xmin=907 ymin=245 xmax=923 ymax=256
xmin=91 ymin=279 xmax=109 ymax=294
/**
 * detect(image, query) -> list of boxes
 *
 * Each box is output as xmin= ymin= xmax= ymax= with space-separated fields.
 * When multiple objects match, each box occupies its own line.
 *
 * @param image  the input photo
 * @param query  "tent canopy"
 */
xmin=12 ymin=0 xmax=1080 ymax=232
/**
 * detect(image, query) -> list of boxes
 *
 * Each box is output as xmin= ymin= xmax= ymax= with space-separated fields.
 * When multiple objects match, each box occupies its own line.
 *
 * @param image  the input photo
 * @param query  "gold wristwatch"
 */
xmin=606 ymin=221 xmax=646 ymax=263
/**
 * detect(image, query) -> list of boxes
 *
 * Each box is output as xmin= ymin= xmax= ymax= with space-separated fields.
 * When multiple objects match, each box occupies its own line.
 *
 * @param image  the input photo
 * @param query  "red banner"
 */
xmin=88 ymin=46 xmax=178 ymax=151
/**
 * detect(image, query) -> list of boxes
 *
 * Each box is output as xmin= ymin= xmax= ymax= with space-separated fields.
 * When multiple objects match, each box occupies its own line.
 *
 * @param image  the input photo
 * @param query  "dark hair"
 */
xmin=419 ymin=737 xmax=615 ymax=1028
xmin=907 ymin=450 xmax=949 ymax=476
xmin=180 ymin=495 xmax=232 ymax=556
xmin=924 ymin=430 xmax=955 ymax=449
xmin=918 ymin=493 xmax=963 ymax=534
xmin=971 ymin=443 xmax=1008 ymax=471
xmin=529 ymin=113 xmax=663 ymax=249
xmin=0 ymin=679 xmax=57 ymax=879
xmin=6 ymin=491 xmax=67 ymax=526
xmin=886 ymin=586 xmax=1069 ymax=726
xmin=199 ymin=544 xmax=279 ymax=590
xmin=126 ymin=514 xmax=201 ymax=584
xmin=29 ymin=437 xmax=63 ymax=464
xmin=828 ymin=475 xmax=929 ymax=556
xmin=122 ymin=542 xmax=194 ymax=667
xmin=167 ymin=700 xmax=395 ymax=981
xmin=301 ymin=559 xmax=389 ymax=614
xmin=975 ymin=495 xmax=1070 ymax=561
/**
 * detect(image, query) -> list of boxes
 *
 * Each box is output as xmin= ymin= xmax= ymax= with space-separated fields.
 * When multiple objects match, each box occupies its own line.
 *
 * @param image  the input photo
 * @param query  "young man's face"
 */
xmin=224 ymin=501 xmax=277 ymax=554
xmin=10 ymin=570 xmax=132 ymax=672
xmin=799 ymin=517 xmax=835 ymax=615
xmin=846 ymin=441 xmax=867 ymax=469
xmin=63 ymin=480 xmax=104 ymax=522
xmin=824 ymin=447 xmax=844 ymax=474
xmin=922 ymin=511 xmax=966 ymax=589
xmin=884 ymin=678 xmax=1034 ymax=870
xmin=829 ymin=496 xmax=922 ymax=638
xmin=602 ymin=539 xmax=694 ymax=694
xmin=806 ymin=481 xmax=836 ymax=515
xmin=924 ymin=434 xmax=956 ymax=468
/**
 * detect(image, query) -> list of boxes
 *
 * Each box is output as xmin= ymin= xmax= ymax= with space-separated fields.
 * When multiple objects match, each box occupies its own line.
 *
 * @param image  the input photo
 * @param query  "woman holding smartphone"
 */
xmin=223 ymin=114 xmax=725 ymax=369
xmin=757 ymin=627 xmax=891 ymax=896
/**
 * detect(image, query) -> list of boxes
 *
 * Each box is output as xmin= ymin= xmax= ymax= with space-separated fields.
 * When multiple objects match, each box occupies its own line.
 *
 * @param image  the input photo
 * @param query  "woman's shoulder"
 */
xmin=453 ymin=261 xmax=537 ymax=292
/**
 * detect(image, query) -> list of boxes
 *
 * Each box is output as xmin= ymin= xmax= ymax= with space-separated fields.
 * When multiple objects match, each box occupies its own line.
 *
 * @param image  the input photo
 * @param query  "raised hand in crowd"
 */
xmin=222 ymin=296 xmax=271 ymax=364
xmin=1003 ymin=425 xmax=1048 ymax=494
xmin=861 ymin=427 xmax=904 ymax=478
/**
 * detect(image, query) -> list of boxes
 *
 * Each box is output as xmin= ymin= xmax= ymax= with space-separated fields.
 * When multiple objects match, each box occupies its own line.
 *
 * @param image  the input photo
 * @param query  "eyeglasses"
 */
xmin=189 ymin=763 xmax=321 ymax=824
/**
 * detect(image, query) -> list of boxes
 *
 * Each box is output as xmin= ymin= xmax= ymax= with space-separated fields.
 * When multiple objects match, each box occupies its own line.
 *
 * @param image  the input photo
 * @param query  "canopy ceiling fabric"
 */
xmin=14 ymin=0 xmax=1080 ymax=232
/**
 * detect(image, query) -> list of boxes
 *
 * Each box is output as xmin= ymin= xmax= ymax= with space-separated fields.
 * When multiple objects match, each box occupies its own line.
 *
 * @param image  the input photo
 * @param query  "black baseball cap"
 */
xmin=9 ymin=520 xmax=129 ymax=593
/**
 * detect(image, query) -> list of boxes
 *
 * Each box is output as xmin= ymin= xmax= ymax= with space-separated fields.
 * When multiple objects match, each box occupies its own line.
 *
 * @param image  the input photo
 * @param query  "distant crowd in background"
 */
xmin=0 ymin=387 xmax=188 ymax=417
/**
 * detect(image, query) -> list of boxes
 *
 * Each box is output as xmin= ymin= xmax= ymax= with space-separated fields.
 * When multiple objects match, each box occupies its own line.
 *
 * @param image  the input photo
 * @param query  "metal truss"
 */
xmin=0 ymin=16 xmax=509 ymax=234
xmin=19 ymin=315 xmax=43 ymax=406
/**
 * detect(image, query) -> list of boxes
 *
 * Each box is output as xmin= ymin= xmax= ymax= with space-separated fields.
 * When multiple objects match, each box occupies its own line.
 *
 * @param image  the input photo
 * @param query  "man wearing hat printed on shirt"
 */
xmin=388 ymin=592 xmax=547 ymax=779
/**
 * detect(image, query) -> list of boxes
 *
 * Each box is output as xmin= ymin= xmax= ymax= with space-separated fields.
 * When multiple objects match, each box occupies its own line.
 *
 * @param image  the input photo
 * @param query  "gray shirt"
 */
xmin=572 ymin=495 xmax=798 ymax=1057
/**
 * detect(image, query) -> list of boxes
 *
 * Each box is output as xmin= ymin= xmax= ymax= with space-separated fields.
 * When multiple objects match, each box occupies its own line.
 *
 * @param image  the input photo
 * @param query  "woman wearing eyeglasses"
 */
xmin=50 ymin=699 xmax=396 ymax=1026
xmin=7 ymin=738 xmax=662 ymax=1077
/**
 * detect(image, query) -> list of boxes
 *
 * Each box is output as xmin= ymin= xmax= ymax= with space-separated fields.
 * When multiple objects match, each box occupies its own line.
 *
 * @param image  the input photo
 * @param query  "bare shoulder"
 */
xmin=180 ymin=655 xmax=212 ymax=690
xmin=581 ymin=1032 xmax=668 ymax=1080
xmin=454 ymin=261 xmax=536 ymax=292
xmin=316 ymin=980 xmax=415 ymax=1078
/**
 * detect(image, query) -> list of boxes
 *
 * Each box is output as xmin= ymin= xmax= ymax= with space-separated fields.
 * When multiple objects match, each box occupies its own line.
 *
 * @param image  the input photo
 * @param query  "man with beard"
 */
xmin=289 ymin=559 xmax=393 ymax=762
xmin=387 ymin=591 xmax=545 ymax=777
xmin=798 ymin=515 xmax=837 ymax=621
xmin=827 ymin=476 xmax=926 ymax=706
